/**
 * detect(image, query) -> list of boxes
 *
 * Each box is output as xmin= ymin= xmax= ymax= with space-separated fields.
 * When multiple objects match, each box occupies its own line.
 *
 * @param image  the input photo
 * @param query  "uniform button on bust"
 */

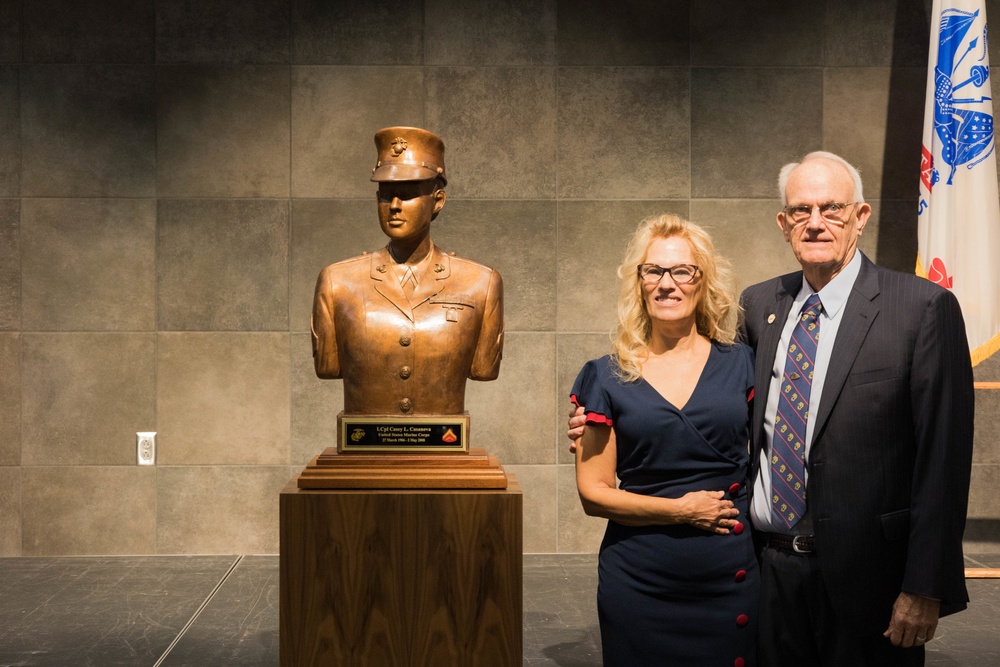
xmin=736 ymin=614 xmax=749 ymax=627
xmin=399 ymin=398 xmax=412 ymax=412
xmin=728 ymin=482 xmax=740 ymax=495
xmin=733 ymin=521 xmax=744 ymax=535
xmin=735 ymin=569 xmax=747 ymax=583
xmin=734 ymin=657 xmax=746 ymax=667
xmin=399 ymin=335 xmax=411 ymax=346
xmin=399 ymin=366 xmax=412 ymax=379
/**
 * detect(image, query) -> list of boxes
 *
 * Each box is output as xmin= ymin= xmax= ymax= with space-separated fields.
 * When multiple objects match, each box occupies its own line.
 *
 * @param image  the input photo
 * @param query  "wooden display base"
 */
xmin=280 ymin=474 xmax=523 ymax=667
xmin=297 ymin=447 xmax=508 ymax=490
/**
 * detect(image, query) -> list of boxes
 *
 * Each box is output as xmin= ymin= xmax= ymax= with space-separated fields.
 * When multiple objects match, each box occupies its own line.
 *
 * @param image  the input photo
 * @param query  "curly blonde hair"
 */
xmin=612 ymin=214 xmax=740 ymax=382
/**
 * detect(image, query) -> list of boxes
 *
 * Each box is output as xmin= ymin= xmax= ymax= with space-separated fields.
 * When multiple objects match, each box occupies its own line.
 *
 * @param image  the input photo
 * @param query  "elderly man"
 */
xmin=311 ymin=127 xmax=503 ymax=416
xmin=570 ymin=151 xmax=974 ymax=666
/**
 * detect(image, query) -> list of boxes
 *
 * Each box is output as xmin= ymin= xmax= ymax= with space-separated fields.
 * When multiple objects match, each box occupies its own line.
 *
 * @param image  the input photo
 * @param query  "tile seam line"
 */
xmin=151 ymin=554 xmax=244 ymax=667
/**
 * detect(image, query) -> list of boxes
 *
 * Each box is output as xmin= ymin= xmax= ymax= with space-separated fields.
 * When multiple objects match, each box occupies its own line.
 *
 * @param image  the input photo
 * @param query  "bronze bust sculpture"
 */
xmin=311 ymin=127 xmax=504 ymax=417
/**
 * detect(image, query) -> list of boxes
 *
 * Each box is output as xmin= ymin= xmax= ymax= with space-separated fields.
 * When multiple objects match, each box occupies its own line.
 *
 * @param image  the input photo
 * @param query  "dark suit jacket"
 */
xmin=741 ymin=253 xmax=974 ymax=634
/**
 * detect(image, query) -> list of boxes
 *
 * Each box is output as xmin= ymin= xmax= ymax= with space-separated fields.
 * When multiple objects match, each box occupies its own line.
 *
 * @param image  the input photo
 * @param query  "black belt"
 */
xmin=762 ymin=532 xmax=816 ymax=554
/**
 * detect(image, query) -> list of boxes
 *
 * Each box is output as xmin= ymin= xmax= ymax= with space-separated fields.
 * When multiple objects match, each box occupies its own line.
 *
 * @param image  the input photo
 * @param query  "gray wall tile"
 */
xmin=557 ymin=333 xmax=613 ymax=464
xmin=864 ymin=199 xmax=919 ymax=274
xmin=291 ymin=0 xmax=424 ymax=65
xmin=557 ymin=464 xmax=605 ymax=552
xmin=556 ymin=200 xmax=689 ymax=333
xmin=465 ymin=332 xmax=556 ymax=464
xmin=21 ymin=65 xmax=156 ymax=196
xmin=0 ymin=199 xmax=18 ymax=330
xmin=21 ymin=466 xmax=156 ymax=555
xmin=3 ymin=0 xmax=997 ymax=555
xmin=975 ymin=353 xmax=1000 ymax=381
xmin=290 ymin=332 xmax=340 ymax=465
xmin=0 ymin=67 xmax=18 ymax=196
xmin=689 ymin=199 xmax=802 ymax=291
xmin=289 ymin=199 xmax=387 ymax=332
xmin=0 ymin=334 xmax=19 ymax=466
xmin=426 ymin=67 xmax=556 ymax=199
xmin=291 ymin=67 xmax=424 ymax=198
xmin=691 ymin=2 xmax=822 ymax=67
xmin=156 ymin=333 xmax=290 ymax=465
xmin=432 ymin=199 xmax=557 ymax=332
xmin=0 ymin=2 xmax=20 ymax=63
xmin=506 ymin=464 xmax=558 ymax=553
xmin=824 ymin=0 xmax=930 ymax=67
xmin=23 ymin=0 xmax=154 ymax=63
xmin=21 ymin=333 xmax=156 ymax=465
xmin=425 ymin=0 xmax=556 ymax=66
xmin=974 ymin=389 xmax=1000 ymax=463
xmin=156 ymin=65 xmax=290 ymax=197
xmin=0 ymin=467 xmax=19 ymax=555
xmin=557 ymin=0 xmax=689 ymax=66
xmin=157 ymin=199 xmax=288 ymax=332
xmin=156 ymin=0 xmax=289 ymax=64
xmin=21 ymin=198 xmax=156 ymax=331
xmin=557 ymin=67 xmax=690 ymax=199
xmin=823 ymin=67 xmax=925 ymax=200
xmin=692 ymin=68 xmax=823 ymax=198
xmin=968 ymin=464 xmax=1000 ymax=519
xmin=157 ymin=465 xmax=289 ymax=553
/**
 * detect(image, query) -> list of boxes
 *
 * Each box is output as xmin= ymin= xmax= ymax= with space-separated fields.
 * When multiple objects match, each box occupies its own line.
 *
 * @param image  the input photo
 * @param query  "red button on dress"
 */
xmin=733 ymin=521 xmax=744 ymax=535
xmin=736 ymin=614 xmax=749 ymax=627
xmin=735 ymin=569 xmax=747 ymax=582
xmin=734 ymin=658 xmax=745 ymax=667
xmin=728 ymin=482 xmax=740 ymax=494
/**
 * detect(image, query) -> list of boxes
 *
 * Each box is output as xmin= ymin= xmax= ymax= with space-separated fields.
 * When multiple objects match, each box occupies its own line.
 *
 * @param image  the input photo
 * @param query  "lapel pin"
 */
xmin=767 ymin=314 xmax=776 ymax=324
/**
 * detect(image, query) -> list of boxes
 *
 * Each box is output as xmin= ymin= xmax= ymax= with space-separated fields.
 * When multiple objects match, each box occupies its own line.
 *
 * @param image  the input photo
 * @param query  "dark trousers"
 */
xmin=758 ymin=544 xmax=924 ymax=667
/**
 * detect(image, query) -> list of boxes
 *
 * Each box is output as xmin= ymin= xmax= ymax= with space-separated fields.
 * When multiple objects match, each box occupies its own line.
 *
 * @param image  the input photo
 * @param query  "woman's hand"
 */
xmin=677 ymin=490 xmax=740 ymax=534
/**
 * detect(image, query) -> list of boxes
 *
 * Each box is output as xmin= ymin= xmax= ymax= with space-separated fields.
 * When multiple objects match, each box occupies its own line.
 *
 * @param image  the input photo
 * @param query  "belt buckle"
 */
xmin=791 ymin=535 xmax=812 ymax=554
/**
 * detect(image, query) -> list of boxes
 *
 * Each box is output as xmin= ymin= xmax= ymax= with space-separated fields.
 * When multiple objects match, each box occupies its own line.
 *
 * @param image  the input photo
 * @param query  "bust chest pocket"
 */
xmin=430 ymin=296 xmax=476 ymax=323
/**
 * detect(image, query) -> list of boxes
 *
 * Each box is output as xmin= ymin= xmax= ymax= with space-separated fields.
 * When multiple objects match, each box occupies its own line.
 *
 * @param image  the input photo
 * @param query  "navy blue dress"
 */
xmin=571 ymin=341 xmax=758 ymax=667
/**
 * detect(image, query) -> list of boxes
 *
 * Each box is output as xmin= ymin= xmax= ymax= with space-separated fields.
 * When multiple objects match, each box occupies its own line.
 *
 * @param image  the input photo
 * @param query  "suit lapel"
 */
xmin=753 ymin=274 xmax=799 ymax=449
xmin=812 ymin=255 xmax=881 ymax=440
xmin=371 ymin=247 xmax=414 ymax=322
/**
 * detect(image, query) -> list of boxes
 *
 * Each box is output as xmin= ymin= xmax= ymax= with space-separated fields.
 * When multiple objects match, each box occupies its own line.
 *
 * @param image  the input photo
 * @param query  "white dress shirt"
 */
xmin=750 ymin=249 xmax=863 ymax=534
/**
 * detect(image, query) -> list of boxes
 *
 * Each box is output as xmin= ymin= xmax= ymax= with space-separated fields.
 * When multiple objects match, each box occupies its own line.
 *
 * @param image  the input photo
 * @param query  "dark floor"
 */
xmin=0 ymin=554 xmax=997 ymax=666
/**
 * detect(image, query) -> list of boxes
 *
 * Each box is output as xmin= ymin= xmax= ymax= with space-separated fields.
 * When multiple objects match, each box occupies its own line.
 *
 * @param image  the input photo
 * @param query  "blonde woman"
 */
xmin=571 ymin=214 xmax=758 ymax=666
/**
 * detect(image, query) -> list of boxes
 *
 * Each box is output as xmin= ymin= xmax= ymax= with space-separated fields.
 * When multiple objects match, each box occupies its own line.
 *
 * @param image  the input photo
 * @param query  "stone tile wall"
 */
xmin=1 ymin=0 xmax=998 ymax=556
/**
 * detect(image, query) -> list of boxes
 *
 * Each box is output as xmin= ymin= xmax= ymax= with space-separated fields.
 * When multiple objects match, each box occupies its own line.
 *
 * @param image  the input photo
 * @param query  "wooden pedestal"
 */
xmin=279 ymin=474 xmax=522 ymax=667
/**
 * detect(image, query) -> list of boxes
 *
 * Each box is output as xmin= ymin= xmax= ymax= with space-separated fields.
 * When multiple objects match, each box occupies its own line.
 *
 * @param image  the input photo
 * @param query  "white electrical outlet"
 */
xmin=137 ymin=432 xmax=156 ymax=465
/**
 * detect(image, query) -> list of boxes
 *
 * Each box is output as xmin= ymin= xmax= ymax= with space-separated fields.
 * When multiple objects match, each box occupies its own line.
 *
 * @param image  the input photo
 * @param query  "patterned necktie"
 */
xmin=771 ymin=294 xmax=823 ymax=529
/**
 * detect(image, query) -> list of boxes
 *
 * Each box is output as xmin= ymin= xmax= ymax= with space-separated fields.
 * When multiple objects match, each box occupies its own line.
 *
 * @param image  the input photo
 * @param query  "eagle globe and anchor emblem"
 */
xmin=920 ymin=5 xmax=995 ymax=289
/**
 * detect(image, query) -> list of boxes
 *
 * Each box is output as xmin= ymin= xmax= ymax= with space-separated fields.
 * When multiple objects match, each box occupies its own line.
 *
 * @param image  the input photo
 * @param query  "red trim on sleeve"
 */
xmin=584 ymin=413 xmax=613 ymax=426
xmin=570 ymin=395 xmax=613 ymax=426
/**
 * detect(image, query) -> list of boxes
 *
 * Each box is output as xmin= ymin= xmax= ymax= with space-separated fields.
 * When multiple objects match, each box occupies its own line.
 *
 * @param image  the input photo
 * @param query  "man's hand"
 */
xmin=883 ymin=591 xmax=940 ymax=648
xmin=567 ymin=405 xmax=587 ymax=453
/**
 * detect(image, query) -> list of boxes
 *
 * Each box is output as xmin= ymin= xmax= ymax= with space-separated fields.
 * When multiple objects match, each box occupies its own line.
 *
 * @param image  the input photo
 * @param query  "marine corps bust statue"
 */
xmin=311 ymin=127 xmax=504 ymax=443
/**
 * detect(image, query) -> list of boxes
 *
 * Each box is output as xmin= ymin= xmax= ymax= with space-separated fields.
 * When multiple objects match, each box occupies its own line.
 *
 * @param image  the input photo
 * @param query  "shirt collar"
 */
xmin=795 ymin=248 xmax=862 ymax=319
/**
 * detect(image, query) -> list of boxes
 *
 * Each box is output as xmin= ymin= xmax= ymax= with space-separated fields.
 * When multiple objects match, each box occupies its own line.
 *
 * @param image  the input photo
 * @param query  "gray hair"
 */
xmin=778 ymin=151 xmax=865 ymax=205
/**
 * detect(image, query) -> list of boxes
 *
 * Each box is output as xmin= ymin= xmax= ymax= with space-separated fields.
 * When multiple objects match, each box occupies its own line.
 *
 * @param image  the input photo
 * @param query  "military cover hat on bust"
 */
xmin=371 ymin=126 xmax=447 ymax=185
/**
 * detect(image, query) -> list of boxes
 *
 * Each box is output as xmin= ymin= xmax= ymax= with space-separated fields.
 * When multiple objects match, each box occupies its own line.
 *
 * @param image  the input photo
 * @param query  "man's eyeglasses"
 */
xmin=637 ymin=263 xmax=700 ymax=285
xmin=782 ymin=202 xmax=859 ymax=226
